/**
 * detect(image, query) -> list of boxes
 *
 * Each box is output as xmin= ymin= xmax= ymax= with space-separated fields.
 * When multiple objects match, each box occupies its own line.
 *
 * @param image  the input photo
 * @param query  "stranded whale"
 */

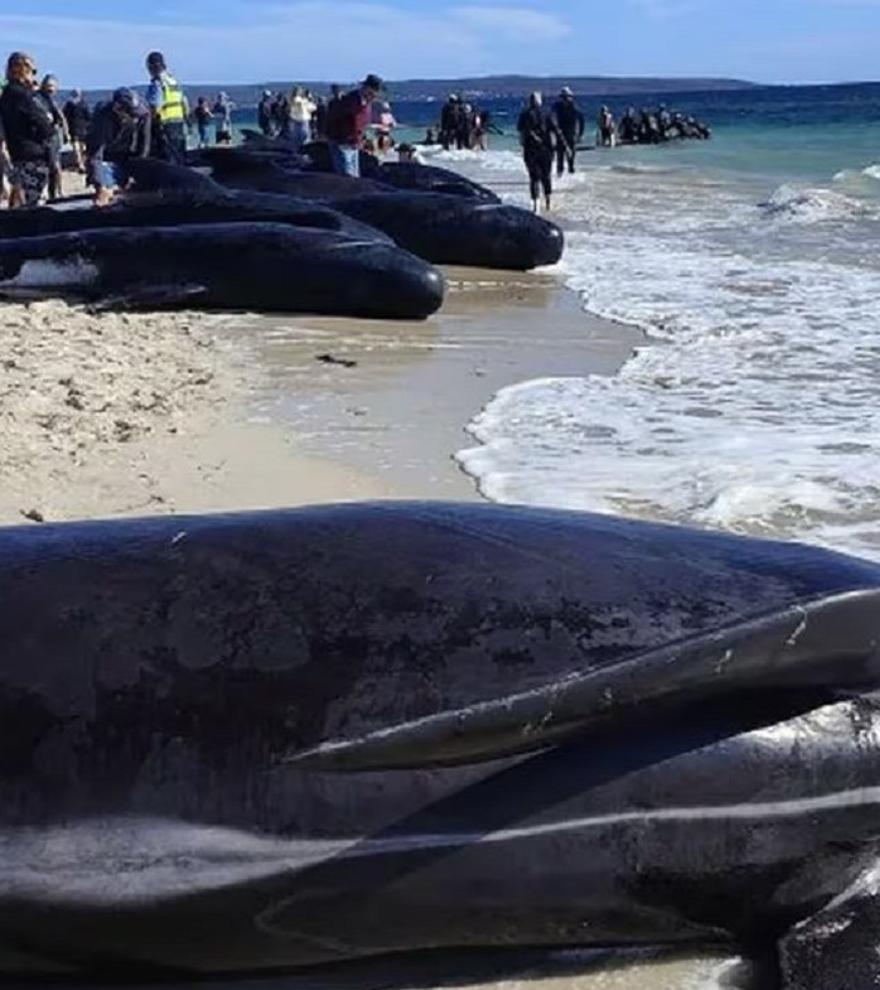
xmin=0 ymin=223 xmax=444 ymax=319
xmin=0 ymin=502 xmax=879 ymax=987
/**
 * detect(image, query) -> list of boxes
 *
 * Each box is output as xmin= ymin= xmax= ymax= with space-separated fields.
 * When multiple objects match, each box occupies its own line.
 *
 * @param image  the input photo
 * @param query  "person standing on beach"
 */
xmin=145 ymin=51 xmax=189 ymax=164
xmin=288 ymin=87 xmax=315 ymax=151
xmin=325 ymin=74 xmax=383 ymax=177
xmin=517 ymin=91 xmax=559 ymax=213
xmin=193 ymin=97 xmax=214 ymax=148
xmin=258 ymin=90 xmax=275 ymax=137
xmin=86 ymin=87 xmax=151 ymax=207
xmin=35 ymin=75 xmax=68 ymax=201
xmin=63 ymin=89 xmax=91 ymax=173
xmin=551 ymin=86 xmax=584 ymax=175
xmin=0 ymin=53 xmax=55 ymax=207
xmin=213 ymin=91 xmax=235 ymax=145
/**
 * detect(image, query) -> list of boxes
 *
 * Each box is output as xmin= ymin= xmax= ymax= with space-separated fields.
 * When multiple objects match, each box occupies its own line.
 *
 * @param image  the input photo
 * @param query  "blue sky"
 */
xmin=1 ymin=1 xmax=877 ymax=88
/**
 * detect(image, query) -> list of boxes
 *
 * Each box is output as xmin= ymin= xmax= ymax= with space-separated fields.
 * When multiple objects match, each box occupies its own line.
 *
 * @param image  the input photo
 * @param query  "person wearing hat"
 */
xmin=63 ymin=88 xmax=92 ymax=173
xmin=86 ymin=87 xmax=151 ymax=207
xmin=34 ymin=75 xmax=68 ymax=201
xmin=0 ymin=52 xmax=55 ymax=207
xmin=551 ymin=85 xmax=585 ymax=176
xmin=145 ymin=50 xmax=189 ymax=164
xmin=325 ymin=74 xmax=383 ymax=177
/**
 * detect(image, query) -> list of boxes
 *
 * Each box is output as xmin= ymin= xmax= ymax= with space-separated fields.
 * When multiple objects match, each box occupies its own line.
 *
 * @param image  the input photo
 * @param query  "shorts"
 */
xmin=10 ymin=160 xmax=49 ymax=206
xmin=93 ymin=161 xmax=128 ymax=189
xmin=329 ymin=143 xmax=360 ymax=178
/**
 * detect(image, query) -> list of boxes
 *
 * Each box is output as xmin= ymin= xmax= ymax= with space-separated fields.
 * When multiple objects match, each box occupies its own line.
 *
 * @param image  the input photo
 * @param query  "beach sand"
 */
xmin=237 ymin=265 xmax=644 ymax=500
xmin=0 ymin=266 xmax=640 ymax=526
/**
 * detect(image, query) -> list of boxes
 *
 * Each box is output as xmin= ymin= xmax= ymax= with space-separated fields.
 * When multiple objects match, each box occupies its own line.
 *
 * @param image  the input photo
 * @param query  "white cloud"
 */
xmin=0 ymin=4 xmax=572 ymax=87
xmin=451 ymin=6 xmax=571 ymax=40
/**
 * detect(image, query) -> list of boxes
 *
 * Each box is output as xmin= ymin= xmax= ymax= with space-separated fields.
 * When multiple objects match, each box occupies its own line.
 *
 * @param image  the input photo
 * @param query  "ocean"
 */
xmin=233 ymin=82 xmax=880 ymax=560
xmin=421 ymin=82 xmax=880 ymax=565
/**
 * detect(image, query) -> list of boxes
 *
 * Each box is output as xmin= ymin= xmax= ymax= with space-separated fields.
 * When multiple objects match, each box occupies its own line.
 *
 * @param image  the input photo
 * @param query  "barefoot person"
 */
xmin=86 ymin=87 xmax=151 ymax=207
xmin=517 ymin=91 xmax=559 ymax=213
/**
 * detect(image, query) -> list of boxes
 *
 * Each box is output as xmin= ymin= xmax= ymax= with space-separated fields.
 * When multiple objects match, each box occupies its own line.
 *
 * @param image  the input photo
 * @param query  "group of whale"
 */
xmin=1 ymin=499 xmax=880 ymax=989
xmin=0 ymin=138 xmax=565 ymax=320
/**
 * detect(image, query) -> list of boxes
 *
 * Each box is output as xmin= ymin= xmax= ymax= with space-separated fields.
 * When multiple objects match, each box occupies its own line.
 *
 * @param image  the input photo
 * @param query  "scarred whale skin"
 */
xmin=1 ymin=501 xmax=879 ymax=984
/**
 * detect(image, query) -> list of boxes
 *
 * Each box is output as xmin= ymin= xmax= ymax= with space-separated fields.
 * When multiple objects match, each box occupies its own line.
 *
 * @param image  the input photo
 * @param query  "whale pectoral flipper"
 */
xmin=87 ymin=283 xmax=209 ymax=313
xmin=287 ymin=589 xmax=880 ymax=772
xmin=779 ymin=861 xmax=880 ymax=989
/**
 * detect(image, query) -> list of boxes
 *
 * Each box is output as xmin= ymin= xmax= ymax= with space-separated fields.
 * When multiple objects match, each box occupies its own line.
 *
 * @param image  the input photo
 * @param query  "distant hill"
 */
xmin=84 ymin=74 xmax=757 ymax=108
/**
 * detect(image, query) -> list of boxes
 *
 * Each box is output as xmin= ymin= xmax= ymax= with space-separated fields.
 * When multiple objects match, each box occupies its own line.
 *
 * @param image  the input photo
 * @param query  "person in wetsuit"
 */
xmin=517 ymin=91 xmax=559 ymax=213
xmin=618 ymin=106 xmax=638 ymax=144
xmin=551 ymin=86 xmax=584 ymax=176
xmin=257 ymin=90 xmax=275 ymax=137
xmin=440 ymin=94 xmax=461 ymax=151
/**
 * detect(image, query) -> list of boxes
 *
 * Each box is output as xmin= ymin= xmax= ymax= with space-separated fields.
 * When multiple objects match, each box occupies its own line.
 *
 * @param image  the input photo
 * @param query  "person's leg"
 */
xmin=524 ymin=153 xmax=539 ymax=211
xmin=555 ymin=141 xmax=565 ymax=178
xmin=14 ymin=162 xmax=49 ymax=208
xmin=541 ymin=152 xmax=553 ymax=211
xmin=329 ymin=143 xmax=360 ymax=178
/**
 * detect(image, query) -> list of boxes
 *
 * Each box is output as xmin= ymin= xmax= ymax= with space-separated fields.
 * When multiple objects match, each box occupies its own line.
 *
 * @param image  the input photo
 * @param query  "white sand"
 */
xmin=0 ymin=299 xmax=390 ymax=526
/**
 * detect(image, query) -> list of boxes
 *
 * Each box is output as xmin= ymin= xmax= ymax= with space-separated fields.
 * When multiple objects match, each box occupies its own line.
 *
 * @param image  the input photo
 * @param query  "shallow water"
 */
xmin=452 ymin=85 xmax=880 ymax=563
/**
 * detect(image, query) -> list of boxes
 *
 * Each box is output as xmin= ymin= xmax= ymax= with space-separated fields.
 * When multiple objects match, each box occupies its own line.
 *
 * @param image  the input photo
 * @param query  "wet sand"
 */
xmin=238 ymin=266 xmax=643 ymax=500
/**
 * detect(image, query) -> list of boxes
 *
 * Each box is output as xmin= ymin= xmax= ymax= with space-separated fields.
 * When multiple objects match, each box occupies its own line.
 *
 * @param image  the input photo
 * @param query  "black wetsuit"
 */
xmin=517 ymin=105 xmax=558 ymax=205
xmin=551 ymin=98 xmax=584 ymax=175
xmin=258 ymin=96 xmax=275 ymax=137
xmin=440 ymin=101 xmax=460 ymax=151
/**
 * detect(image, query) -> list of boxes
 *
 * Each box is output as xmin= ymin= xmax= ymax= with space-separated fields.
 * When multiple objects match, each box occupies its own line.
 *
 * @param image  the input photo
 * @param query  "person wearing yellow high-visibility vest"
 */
xmin=145 ymin=51 xmax=189 ymax=164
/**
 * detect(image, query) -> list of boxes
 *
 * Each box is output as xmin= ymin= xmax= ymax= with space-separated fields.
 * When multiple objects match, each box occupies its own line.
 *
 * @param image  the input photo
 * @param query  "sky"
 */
xmin=1 ymin=0 xmax=877 ymax=89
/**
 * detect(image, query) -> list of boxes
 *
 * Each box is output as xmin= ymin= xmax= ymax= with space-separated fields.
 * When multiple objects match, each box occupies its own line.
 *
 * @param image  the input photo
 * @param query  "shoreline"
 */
xmin=0 ymin=166 xmax=643 ymax=525
xmin=233 ymin=264 xmax=643 ymax=503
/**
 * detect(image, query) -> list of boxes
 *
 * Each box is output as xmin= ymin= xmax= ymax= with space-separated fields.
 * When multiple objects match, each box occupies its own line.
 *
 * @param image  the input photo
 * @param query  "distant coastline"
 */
xmin=81 ymin=74 xmax=759 ymax=107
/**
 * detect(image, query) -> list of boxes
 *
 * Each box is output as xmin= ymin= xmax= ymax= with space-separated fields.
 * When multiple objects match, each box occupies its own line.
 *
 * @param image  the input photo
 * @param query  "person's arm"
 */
xmin=146 ymin=79 xmax=163 ymax=112
xmin=576 ymin=108 xmax=585 ymax=140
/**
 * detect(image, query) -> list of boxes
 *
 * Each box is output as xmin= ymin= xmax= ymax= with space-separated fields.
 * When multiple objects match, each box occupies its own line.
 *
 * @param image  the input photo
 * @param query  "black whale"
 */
xmin=0 ymin=502 xmax=879 ymax=988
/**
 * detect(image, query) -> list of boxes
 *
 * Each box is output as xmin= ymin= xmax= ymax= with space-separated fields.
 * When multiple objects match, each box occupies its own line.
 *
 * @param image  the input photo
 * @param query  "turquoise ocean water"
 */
xmin=435 ymin=83 xmax=880 ymax=564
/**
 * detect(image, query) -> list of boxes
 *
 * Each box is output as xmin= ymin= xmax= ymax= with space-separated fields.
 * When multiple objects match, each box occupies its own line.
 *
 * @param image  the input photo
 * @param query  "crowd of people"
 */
xmin=1 ymin=49 xmax=713 ymax=217
xmin=513 ymin=87 xmax=712 ymax=213
xmin=435 ymin=95 xmax=498 ymax=151
xmin=0 ymin=51 xmax=396 ymax=208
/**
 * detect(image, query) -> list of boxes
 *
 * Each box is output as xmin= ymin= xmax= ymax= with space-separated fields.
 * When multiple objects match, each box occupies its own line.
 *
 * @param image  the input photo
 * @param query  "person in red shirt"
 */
xmin=325 ymin=73 xmax=383 ymax=178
